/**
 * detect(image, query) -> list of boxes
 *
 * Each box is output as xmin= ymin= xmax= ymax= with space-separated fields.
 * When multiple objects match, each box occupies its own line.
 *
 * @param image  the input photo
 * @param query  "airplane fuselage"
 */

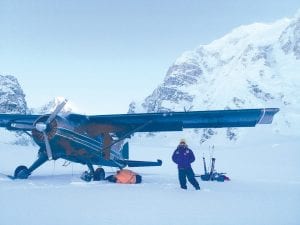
xmin=31 ymin=115 xmax=124 ymax=167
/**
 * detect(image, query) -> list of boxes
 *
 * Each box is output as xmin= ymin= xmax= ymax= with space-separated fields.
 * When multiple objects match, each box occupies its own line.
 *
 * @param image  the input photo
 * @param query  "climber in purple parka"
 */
xmin=172 ymin=139 xmax=200 ymax=190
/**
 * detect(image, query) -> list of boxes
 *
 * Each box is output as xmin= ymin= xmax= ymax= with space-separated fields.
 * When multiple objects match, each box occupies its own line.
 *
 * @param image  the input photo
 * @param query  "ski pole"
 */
xmin=203 ymin=156 xmax=208 ymax=175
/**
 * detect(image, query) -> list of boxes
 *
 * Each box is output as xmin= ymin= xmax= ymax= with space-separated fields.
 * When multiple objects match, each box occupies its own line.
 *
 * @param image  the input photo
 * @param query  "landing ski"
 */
xmin=0 ymin=172 xmax=15 ymax=180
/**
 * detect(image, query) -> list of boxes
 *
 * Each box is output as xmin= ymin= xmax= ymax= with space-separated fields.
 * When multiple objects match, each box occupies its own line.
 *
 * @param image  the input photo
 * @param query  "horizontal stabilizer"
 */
xmin=117 ymin=159 xmax=162 ymax=167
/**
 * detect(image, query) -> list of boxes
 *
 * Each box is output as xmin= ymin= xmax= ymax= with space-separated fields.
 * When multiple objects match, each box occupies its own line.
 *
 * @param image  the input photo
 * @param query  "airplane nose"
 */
xmin=35 ymin=122 xmax=47 ymax=132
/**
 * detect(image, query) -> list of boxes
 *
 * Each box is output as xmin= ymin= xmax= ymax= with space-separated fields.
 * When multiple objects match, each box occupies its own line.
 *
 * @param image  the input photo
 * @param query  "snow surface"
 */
xmin=0 ymin=128 xmax=299 ymax=225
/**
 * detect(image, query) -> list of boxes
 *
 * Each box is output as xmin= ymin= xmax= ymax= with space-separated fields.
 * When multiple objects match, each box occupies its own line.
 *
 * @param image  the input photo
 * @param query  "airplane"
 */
xmin=0 ymin=99 xmax=279 ymax=181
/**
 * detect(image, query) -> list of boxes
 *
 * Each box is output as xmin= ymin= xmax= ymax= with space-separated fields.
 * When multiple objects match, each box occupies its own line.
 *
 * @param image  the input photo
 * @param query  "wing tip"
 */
xmin=258 ymin=108 xmax=280 ymax=124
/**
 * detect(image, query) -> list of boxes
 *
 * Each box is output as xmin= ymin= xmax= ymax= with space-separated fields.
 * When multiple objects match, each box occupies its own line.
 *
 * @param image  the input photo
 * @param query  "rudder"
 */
xmin=122 ymin=142 xmax=129 ymax=159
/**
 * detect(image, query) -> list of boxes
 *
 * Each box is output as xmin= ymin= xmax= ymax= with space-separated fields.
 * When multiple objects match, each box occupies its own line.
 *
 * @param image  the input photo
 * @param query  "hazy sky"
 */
xmin=1 ymin=0 xmax=299 ymax=114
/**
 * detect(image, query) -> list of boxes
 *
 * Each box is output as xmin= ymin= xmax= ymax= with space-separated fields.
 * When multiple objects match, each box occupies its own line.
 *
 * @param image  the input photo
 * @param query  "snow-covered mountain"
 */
xmin=0 ymin=75 xmax=76 ymax=116
xmin=34 ymin=96 xmax=77 ymax=115
xmin=0 ymin=75 xmax=28 ymax=114
xmin=129 ymin=12 xmax=300 ymax=143
xmin=0 ymin=75 xmax=32 ymax=145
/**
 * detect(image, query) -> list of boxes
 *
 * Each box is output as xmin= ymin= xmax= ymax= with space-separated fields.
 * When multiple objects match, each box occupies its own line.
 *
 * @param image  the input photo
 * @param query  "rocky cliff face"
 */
xmin=0 ymin=75 xmax=27 ymax=114
xmin=129 ymin=12 xmax=300 ymax=143
xmin=280 ymin=15 xmax=300 ymax=59
xmin=0 ymin=75 xmax=31 ymax=145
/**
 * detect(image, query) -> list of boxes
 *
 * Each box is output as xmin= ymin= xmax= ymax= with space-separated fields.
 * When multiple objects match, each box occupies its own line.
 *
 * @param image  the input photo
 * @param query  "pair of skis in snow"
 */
xmin=196 ymin=156 xmax=230 ymax=182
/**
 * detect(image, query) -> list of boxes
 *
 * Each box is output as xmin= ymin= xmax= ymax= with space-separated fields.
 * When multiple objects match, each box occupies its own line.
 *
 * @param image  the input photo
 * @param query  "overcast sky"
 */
xmin=0 ymin=0 xmax=299 ymax=114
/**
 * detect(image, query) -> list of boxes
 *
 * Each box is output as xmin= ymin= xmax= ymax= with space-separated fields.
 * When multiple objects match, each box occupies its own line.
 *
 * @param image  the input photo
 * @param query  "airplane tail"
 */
xmin=115 ymin=142 xmax=162 ymax=167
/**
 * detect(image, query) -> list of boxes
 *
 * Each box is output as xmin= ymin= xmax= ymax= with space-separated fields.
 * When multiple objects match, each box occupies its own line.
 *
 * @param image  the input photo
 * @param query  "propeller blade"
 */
xmin=10 ymin=123 xmax=35 ymax=130
xmin=46 ymin=99 xmax=68 ymax=124
xmin=43 ymin=131 xmax=53 ymax=160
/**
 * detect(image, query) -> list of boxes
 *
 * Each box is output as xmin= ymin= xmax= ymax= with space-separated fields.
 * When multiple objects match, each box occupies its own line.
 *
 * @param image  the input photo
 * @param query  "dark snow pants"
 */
xmin=178 ymin=168 xmax=200 ymax=190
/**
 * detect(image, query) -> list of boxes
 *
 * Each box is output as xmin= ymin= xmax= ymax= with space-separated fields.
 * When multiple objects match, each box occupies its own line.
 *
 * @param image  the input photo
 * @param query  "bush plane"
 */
xmin=0 ymin=99 xmax=279 ymax=181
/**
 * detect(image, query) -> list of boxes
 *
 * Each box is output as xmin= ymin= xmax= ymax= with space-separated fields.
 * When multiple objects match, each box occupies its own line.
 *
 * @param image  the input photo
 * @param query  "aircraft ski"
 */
xmin=0 ymin=172 xmax=15 ymax=180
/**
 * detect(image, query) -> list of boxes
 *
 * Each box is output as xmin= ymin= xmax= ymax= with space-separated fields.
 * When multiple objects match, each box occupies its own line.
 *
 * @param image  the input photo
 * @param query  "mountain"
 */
xmin=34 ymin=96 xmax=76 ymax=114
xmin=0 ymin=75 xmax=28 ymax=114
xmin=0 ymin=75 xmax=31 ymax=145
xmin=129 ymin=12 xmax=300 ymax=143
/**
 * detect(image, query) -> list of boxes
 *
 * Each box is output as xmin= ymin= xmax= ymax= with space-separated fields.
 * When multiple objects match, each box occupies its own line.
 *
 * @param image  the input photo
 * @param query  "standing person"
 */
xmin=172 ymin=139 xmax=200 ymax=190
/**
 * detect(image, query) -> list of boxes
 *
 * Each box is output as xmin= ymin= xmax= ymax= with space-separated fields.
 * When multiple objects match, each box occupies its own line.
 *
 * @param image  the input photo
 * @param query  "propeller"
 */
xmin=9 ymin=99 xmax=68 ymax=160
xmin=43 ymin=131 xmax=53 ymax=160
xmin=46 ymin=99 xmax=68 ymax=124
xmin=35 ymin=99 xmax=68 ymax=160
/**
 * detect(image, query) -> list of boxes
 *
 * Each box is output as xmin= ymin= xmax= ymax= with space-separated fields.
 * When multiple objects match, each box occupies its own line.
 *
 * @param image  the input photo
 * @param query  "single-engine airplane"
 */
xmin=0 ymin=99 xmax=279 ymax=181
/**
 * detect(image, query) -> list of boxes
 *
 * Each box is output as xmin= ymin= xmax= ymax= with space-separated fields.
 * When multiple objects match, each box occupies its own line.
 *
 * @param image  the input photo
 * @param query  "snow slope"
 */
xmin=0 ymin=129 xmax=299 ymax=225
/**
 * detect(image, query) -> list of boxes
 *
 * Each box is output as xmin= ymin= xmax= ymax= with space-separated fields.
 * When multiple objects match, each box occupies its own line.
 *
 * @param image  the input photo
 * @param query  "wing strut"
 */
xmin=100 ymin=120 xmax=153 ymax=168
xmin=101 ymin=120 xmax=153 ymax=154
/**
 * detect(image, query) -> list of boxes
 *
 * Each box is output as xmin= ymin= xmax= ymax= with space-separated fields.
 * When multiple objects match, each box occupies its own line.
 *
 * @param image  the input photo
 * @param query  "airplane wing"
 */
xmin=68 ymin=108 xmax=279 ymax=133
xmin=0 ymin=108 xmax=279 ymax=133
xmin=0 ymin=114 xmax=41 ymax=130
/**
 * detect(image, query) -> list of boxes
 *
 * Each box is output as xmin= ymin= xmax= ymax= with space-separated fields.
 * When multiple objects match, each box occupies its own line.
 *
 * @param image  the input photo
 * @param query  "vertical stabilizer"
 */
xmin=122 ymin=142 xmax=129 ymax=159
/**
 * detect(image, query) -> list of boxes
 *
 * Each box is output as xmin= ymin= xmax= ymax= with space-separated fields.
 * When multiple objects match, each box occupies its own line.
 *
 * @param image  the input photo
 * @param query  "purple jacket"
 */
xmin=172 ymin=145 xmax=195 ymax=169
